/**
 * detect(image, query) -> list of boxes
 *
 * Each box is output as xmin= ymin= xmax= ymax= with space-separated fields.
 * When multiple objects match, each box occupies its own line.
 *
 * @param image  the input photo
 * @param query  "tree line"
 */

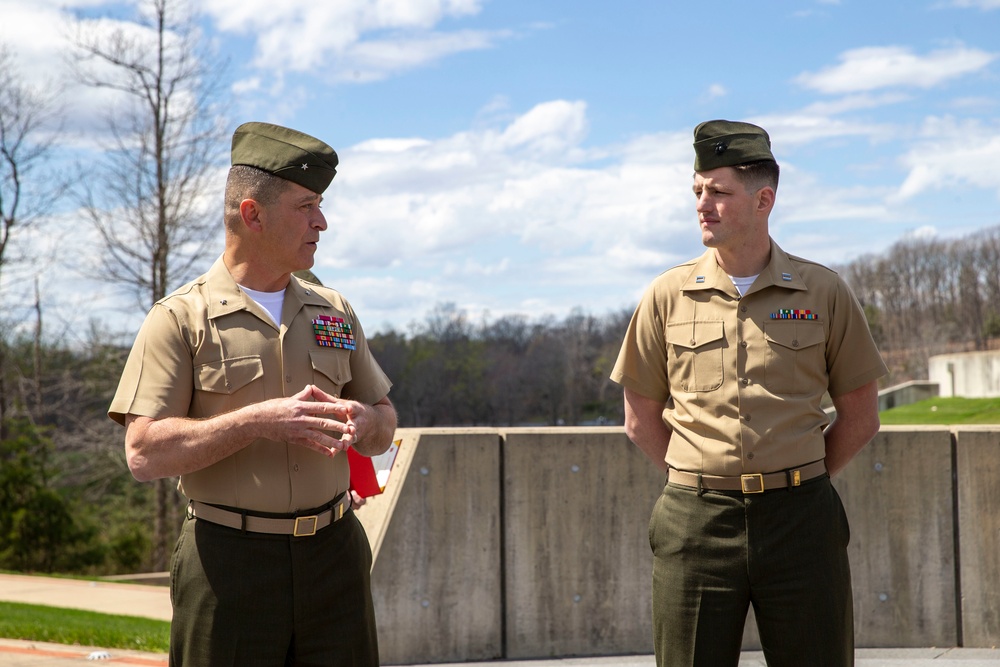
xmin=2 ymin=0 xmax=998 ymax=578
xmin=839 ymin=225 xmax=1000 ymax=381
xmin=1 ymin=223 xmax=999 ymax=575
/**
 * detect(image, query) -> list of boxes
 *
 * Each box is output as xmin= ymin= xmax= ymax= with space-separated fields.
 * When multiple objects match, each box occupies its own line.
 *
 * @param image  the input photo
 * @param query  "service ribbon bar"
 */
xmin=770 ymin=309 xmax=818 ymax=320
xmin=313 ymin=315 xmax=356 ymax=350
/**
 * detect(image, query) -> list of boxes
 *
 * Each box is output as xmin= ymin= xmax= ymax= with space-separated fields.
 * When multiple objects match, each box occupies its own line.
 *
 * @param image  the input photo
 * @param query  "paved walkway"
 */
xmin=1 ymin=573 xmax=999 ymax=666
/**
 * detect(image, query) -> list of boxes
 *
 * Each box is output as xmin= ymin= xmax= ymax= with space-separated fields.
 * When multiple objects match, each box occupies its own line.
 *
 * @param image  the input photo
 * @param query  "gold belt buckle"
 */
xmin=293 ymin=515 xmax=318 ymax=537
xmin=741 ymin=473 xmax=765 ymax=494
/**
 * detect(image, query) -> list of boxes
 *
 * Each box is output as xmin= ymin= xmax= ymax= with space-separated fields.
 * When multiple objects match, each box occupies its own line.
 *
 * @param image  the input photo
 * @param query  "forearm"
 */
xmin=623 ymin=387 xmax=671 ymax=473
xmin=125 ymin=385 xmax=358 ymax=482
xmin=125 ymin=408 xmax=260 ymax=482
xmin=628 ymin=420 xmax=671 ymax=472
xmin=824 ymin=380 xmax=881 ymax=477
xmin=350 ymin=399 xmax=398 ymax=456
xmin=824 ymin=418 xmax=875 ymax=477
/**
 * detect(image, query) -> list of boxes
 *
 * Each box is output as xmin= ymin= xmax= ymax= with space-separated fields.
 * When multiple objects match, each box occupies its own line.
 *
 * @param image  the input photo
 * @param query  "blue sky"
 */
xmin=2 ymin=0 xmax=1000 ymax=339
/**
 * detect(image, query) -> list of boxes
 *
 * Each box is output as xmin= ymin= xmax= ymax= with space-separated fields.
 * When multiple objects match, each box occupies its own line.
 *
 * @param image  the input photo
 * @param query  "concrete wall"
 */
xmin=929 ymin=351 xmax=1000 ymax=398
xmin=358 ymin=426 xmax=1000 ymax=664
xmin=877 ymin=380 xmax=939 ymax=411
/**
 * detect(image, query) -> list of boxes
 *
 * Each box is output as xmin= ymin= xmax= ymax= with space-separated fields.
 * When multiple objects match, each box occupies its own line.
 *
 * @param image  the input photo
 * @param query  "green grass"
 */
xmin=0 ymin=601 xmax=169 ymax=652
xmin=880 ymin=396 xmax=1000 ymax=425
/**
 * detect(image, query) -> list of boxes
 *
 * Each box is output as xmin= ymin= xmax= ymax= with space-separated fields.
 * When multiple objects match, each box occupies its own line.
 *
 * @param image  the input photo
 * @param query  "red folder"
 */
xmin=348 ymin=439 xmax=401 ymax=498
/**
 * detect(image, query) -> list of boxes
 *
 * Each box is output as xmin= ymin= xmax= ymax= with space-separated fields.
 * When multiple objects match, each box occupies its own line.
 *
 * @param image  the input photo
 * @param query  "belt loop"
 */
xmin=785 ymin=468 xmax=793 ymax=492
xmin=240 ymin=509 xmax=247 ymax=534
xmin=696 ymin=472 xmax=704 ymax=497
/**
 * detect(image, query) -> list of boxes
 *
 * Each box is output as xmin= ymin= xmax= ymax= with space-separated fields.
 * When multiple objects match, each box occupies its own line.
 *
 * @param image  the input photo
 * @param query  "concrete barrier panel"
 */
xmin=502 ymin=428 xmax=664 ymax=659
xmin=955 ymin=428 xmax=1000 ymax=647
xmin=368 ymin=430 xmax=503 ymax=665
xmin=833 ymin=426 xmax=957 ymax=647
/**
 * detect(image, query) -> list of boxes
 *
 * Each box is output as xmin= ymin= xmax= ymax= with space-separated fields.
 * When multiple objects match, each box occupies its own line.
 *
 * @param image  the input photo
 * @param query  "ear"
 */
xmin=756 ymin=186 xmax=775 ymax=215
xmin=239 ymin=198 xmax=264 ymax=232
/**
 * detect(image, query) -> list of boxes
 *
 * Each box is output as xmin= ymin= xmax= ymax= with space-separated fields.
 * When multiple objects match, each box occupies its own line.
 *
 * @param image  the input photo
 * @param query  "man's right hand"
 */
xmin=246 ymin=384 xmax=355 ymax=458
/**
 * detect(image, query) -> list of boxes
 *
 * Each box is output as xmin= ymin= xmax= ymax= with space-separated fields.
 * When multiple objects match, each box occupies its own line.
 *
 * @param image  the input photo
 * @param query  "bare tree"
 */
xmin=70 ymin=0 xmax=229 ymax=570
xmin=0 ymin=44 xmax=62 ymax=434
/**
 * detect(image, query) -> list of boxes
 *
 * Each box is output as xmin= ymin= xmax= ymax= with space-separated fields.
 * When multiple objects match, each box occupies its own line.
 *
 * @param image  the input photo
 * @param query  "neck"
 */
xmin=223 ymin=248 xmax=291 ymax=292
xmin=713 ymin=238 xmax=771 ymax=278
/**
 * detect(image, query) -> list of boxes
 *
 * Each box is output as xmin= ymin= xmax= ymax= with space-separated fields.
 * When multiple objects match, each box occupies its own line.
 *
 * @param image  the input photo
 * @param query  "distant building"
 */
xmin=928 ymin=351 xmax=1000 ymax=398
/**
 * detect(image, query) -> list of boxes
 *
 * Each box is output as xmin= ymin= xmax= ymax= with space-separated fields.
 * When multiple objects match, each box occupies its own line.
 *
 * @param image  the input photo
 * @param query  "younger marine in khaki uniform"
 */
xmin=110 ymin=122 xmax=397 ymax=667
xmin=611 ymin=120 xmax=887 ymax=667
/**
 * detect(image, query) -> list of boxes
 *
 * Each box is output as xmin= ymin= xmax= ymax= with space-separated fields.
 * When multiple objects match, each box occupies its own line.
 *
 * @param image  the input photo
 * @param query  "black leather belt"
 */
xmin=187 ymin=494 xmax=351 ymax=537
xmin=668 ymin=460 xmax=827 ymax=494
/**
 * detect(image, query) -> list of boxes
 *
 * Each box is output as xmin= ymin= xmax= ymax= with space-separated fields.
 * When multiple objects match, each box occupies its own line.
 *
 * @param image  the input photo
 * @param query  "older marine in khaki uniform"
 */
xmin=611 ymin=120 xmax=887 ymax=667
xmin=110 ymin=122 xmax=397 ymax=667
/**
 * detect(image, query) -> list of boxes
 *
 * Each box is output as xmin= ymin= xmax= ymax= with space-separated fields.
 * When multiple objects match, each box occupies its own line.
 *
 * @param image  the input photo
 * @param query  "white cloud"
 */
xmin=306 ymin=101 xmax=701 ymax=324
xmin=0 ymin=2 xmax=75 ymax=82
xmin=895 ymin=117 xmax=1000 ymax=200
xmin=495 ymin=100 xmax=589 ymax=154
xmin=739 ymin=113 xmax=885 ymax=149
xmin=331 ymin=30 xmax=502 ymax=82
xmin=702 ymin=84 xmax=728 ymax=102
xmin=796 ymin=45 xmax=997 ymax=94
xmin=200 ymin=0 xmax=502 ymax=78
xmin=947 ymin=0 xmax=1000 ymax=8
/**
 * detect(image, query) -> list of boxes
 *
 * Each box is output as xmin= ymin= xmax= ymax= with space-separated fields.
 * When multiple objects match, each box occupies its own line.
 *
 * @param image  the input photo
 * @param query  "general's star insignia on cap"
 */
xmin=231 ymin=121 xmax=338 ymax=194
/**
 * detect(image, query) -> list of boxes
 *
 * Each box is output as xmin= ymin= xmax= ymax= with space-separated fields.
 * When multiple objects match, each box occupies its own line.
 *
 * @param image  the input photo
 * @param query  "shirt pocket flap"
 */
xmin=193 ymin=357 xmax=264 ymax=394
xmin=310 ymin=351 xmax=353 ymax=387
xmin=764 ymin=322 xmax=826 ymax=351
xmin=665 ymin=320 xmax=725 ymax=351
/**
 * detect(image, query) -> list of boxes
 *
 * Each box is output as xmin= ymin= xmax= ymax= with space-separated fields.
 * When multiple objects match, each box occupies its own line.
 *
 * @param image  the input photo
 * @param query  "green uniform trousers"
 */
xmin=169 ymin=506 xmax=378 ymax=667
xmin=649 ymin=475 xmax=853 ymax=667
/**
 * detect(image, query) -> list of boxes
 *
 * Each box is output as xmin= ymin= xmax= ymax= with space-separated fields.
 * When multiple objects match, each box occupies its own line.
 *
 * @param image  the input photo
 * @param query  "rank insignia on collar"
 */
xmin=781 ymin=273 xmax=792 ymax=281
xmin=313 ymin=315 xmax=356 ymax=350
xmin=771 ymin=309 xmax=818 ymax=320
xmin=695 ymin=275 xmax=706 ymax=283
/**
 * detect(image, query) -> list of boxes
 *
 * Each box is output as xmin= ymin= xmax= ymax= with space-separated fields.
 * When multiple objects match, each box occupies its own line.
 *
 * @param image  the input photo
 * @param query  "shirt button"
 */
xmin=740 ymin=341 xmax=748 ymax=348
xmin=743 ymin=414 xmax=751 ymax=422
xmin=293 ymin=464 xmax=300 ymax=472
xmin=747 ymin=452 xmax=755 ymax=460
xmin=792 ymin=340 xmax=799 ymax=348
xmin=741 ymin=378 xmax=749 ymax=385
xmin=690 ymin=339 xmax=696 ymax=346
xmin=286 ymin=375 xmax=292 ymax=383
xmin=740 ymin=305 xmax=748 ymax=313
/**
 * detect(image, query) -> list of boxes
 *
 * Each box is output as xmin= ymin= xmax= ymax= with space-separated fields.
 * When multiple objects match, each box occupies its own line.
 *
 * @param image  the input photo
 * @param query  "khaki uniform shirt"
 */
xmin=109 ymin=256 xmax=392 ymax=512
xmin=611 ymin=239 xmax=888 ymax=476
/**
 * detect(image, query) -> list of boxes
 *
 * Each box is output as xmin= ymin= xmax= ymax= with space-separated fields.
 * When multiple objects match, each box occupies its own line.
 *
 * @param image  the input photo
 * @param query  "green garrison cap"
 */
xmin=231 ymin=122 xmax=339 ymax=194
xmin=693 ymin=120 xmax=774 ymax=172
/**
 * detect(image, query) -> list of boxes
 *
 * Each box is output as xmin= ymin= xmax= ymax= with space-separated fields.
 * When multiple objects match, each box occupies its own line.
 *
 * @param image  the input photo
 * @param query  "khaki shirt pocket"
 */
xmin=665 ymin=320 xmax=725 ymax=392
xmin=309 ymin=350 xmax=353 ymax=398
xmin=191 ymin=356 xmax=265 ymax=417
xmin=763 ymin=321 xmax=827 ymax=395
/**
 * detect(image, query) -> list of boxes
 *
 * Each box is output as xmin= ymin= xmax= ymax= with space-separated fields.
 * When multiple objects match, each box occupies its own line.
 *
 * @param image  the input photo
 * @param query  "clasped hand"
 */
xmin=259 ymin=384 xmax=367 ymax=457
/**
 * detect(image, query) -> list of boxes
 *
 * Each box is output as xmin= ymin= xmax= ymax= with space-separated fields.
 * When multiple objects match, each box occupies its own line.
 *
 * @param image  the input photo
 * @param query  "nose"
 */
xmin=695 ymin=191 xmax=712 ymax=213
xmin=312 ymin=209 xmax=328 ymax=231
